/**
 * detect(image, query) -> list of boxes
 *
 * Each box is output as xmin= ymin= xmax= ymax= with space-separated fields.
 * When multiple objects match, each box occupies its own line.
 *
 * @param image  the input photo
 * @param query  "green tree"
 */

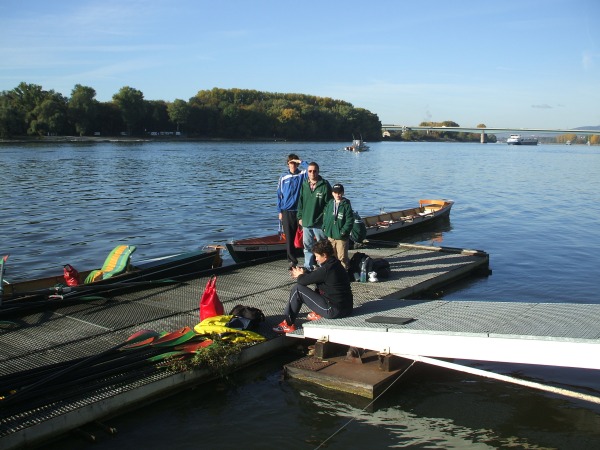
xmin=69 ymin=84 xmax=98 ymax=136
xmin=144 ymin=100 xmax=170 ymax=133
xmin=30 ymin=91 xmax=68 ymax=136
xmin=11 ymin=82 xmax=47 ymax=135
xmin=112 ymin=86 xmax=145 ymax=135
xmin=0 ymin=91 xmax=24 ymax=137
xmin=167 ymin=99 xmax=190 ymax=132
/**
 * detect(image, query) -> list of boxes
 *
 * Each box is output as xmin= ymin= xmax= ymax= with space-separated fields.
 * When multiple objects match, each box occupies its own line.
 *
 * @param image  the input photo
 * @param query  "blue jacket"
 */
xmin=277 ymin=161 xmax=308 ymax=212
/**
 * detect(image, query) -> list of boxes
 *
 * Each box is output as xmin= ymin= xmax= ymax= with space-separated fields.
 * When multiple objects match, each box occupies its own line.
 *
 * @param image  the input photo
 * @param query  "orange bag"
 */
xmin=199 ymin=275 xmax=224 ymax=321
xmin=293 ymin=226 xmax=304 ymax=249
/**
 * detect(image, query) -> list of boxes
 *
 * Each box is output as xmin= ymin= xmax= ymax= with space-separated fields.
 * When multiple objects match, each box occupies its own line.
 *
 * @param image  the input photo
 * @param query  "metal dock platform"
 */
xmin=0 ymin=243 xmax=489 ymax=449
xmin=296 ymin=298 xmax=600 ymax=403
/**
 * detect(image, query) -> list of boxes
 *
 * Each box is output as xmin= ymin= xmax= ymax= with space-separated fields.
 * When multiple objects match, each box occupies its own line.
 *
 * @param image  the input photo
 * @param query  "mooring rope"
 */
xmin=314 ymin=359 xmax=417 ymax=450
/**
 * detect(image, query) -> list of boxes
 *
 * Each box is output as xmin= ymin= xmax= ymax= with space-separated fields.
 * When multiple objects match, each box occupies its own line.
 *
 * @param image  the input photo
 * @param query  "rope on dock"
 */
xmin=398 ymin=354 xmax=600 ymax=405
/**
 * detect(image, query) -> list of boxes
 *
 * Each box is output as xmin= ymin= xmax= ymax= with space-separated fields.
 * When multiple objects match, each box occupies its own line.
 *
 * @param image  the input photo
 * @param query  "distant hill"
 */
xmin=574 ymin=125 xmax=600 ymax=130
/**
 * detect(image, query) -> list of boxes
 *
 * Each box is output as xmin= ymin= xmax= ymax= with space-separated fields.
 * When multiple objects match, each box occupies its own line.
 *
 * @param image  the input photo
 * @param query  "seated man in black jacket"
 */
xmin=273 ymin=239 xmax=353 ymax=334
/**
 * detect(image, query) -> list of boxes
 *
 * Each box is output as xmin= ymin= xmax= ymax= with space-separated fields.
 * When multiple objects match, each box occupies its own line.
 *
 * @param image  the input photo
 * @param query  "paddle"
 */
xmin=0 ymin=329 xmax=160 ymax=405
xmin=0 ymin=295 xmax=110 ymax=318
xmin=3 ymin=278 xmax=181 ymax=303
xmin=360 ymin=238 xmax=400 ymax=248
xmin=0 ymin=254 xmax=8 ymax=306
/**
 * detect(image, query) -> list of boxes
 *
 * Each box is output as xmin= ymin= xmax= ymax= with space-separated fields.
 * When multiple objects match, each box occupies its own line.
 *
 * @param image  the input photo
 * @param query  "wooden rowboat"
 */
xmin=1 ymin=246 xmax=222 ymax=305
xmin=226 ymin=199 xmax=453 ymax=263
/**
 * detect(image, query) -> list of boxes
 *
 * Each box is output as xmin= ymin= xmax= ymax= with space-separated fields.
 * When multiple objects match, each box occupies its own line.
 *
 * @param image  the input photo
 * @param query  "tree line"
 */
xmin=0 ymin=83 xmax=382 ymax=141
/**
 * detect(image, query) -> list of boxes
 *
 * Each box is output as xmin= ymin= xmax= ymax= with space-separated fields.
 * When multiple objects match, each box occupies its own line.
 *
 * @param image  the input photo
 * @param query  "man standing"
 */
xmin=277 ymin=154 xmax=308 ymax=269
xmin=297 ymin=162 xmax=332 ymax=271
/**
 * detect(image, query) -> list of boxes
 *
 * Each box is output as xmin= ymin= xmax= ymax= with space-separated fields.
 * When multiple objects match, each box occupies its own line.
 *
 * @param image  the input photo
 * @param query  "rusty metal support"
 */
xmin=314 ymin=339 xmax=348 ymax=360
xmin=378 ymin=353 xmax=404 ymax=372
xmin=344 ymin=347 xmax=365 ymax=364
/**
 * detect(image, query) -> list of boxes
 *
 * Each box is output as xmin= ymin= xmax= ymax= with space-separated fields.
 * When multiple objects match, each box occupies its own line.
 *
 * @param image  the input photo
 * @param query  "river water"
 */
xmin=2 ymin=140 xmax=600 ymax=449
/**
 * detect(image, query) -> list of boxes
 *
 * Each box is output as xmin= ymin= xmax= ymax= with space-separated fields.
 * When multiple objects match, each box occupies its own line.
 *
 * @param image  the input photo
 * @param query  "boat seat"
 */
xmin=364 ymin=216 xmax=379 ymax=227
xmin=378 ymin=213 xmax=392 ymax=222
xmin=85 ymin=245 xmax=137 ymax=284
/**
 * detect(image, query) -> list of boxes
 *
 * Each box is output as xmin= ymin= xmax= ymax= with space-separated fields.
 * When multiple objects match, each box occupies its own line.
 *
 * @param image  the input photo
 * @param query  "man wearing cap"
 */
xmin=277 ymin=154 xmax=309 ymax=269
xmin=323 ymin=183 xmax=354 ymax=270
xmin=297 ymin=162 xmax=332 ymax=271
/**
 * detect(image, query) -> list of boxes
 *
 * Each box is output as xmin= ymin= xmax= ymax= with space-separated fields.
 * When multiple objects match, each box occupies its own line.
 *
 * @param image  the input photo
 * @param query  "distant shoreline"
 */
xmin=0 ymin=136 xmax=297 ymax=144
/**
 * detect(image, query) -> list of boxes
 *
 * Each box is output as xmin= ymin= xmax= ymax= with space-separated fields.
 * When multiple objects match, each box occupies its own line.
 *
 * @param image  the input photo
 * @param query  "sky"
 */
xmin=1 ymin=0 xmax=598 ymax=130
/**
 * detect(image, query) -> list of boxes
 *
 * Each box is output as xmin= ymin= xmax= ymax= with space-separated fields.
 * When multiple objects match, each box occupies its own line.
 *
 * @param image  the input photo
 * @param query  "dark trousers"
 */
xmin=285 ymin=284 xmax=350 ymax=325
xmin=281 ymin=210 xmax=299 ymax=265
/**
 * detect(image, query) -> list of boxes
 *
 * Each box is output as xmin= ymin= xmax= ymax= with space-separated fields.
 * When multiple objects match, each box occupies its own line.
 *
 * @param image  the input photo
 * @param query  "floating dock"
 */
xmin=0 ymin=243 xmax=489 ymax=448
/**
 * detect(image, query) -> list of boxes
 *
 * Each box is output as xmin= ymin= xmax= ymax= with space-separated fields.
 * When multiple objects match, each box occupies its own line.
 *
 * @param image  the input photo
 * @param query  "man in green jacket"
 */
xmin=323 ymin=183 xmax=354 ymax=270
xmin=297 ymin=162 xmax=332 ymax=271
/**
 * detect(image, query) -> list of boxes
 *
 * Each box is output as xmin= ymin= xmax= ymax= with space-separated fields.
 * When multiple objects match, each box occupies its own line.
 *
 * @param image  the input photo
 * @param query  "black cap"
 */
xmin=332 ymin=183 xmax=344 ymax=193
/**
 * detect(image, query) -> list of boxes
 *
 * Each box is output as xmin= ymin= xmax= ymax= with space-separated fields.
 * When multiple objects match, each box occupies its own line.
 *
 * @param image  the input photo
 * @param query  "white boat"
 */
xmin=507 ymin=134 xmax=538 ymax=145
xmin=345 ymin=136 xmax=369 ymax=152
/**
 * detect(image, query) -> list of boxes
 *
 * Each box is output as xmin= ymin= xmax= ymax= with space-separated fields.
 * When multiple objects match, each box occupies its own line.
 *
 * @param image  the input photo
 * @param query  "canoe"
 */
xmin=1 ymin=246 xmax=222 ymax=303
xmin=226 ymin=199 xmax=453 ymax=263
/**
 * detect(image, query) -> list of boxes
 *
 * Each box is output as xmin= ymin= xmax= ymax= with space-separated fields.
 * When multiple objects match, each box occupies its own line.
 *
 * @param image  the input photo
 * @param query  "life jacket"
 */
xmin=194 ymin=315 xmax=266 ymax=344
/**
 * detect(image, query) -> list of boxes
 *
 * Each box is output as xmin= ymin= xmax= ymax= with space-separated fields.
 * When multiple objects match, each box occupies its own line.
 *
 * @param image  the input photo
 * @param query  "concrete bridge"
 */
xmin=381 ymin=125 xmax=599 ymax=143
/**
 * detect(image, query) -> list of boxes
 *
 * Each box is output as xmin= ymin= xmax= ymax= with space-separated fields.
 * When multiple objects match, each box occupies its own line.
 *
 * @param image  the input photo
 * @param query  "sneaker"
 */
xmin=307 ymin=311 xmax=322 ymax=321
xmin=272 ymin=320 xmax=297 ymax=334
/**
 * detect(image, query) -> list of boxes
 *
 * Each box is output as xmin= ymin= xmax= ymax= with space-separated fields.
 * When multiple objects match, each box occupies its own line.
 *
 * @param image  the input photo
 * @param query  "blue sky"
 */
xmin=1 ymin=0 xmax=598 ymax=129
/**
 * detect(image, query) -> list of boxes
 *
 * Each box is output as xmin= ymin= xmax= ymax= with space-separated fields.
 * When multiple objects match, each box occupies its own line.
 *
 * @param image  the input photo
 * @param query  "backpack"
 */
xmin=348 ymin=252 xmax=368 ymax=279
xmin=350 ymin=210 xmax=367 ymax=243
xmin=348 ymin=252 xmax=391 ymax=280
xmin=370 ymin=258 xmax=391 ymax=279
xmin=227 ymin=305 xmax=266 ymax=331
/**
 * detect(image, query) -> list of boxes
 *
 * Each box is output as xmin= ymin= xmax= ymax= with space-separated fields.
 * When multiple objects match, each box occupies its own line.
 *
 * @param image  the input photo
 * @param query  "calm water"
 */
xmin=3 ymin=141 xmax=600 ymax=449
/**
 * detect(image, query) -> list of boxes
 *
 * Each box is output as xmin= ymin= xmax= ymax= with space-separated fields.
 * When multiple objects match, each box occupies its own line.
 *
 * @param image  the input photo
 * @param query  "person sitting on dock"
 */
xmin=273 ymin=239 xmax=353 ymax=334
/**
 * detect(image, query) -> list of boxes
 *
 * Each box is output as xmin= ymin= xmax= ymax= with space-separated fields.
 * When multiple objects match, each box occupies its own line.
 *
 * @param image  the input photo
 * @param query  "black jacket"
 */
xmin=296 ymin=257 xmax=353 ymax=313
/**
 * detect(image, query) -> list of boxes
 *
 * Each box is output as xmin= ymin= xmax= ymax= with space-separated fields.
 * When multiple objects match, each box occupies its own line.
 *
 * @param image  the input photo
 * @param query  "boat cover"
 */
xmin=84 ymin=245 xmax=137 ymax=284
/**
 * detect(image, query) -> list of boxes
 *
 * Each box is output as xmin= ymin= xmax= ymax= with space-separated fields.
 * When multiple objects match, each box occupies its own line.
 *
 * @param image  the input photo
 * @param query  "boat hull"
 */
xmin=226 ymin=235 xmax=302 ymax=263
xmin=2 ymin=248 xmax=222 ymax=301
xmin=227 ymin=199 xmax=453 ymax=263
xmin=507 ymin=134 xmax=538 ymax=145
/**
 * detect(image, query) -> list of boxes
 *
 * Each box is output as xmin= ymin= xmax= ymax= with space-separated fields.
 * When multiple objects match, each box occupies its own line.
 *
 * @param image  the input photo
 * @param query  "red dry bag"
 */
xmin=63 ymin=264 xmax=80 ymax=286
xmin=293 ymin=226 xmax=304 ymax=249
xmin=199 ymin=275 xmax=224 ymax=321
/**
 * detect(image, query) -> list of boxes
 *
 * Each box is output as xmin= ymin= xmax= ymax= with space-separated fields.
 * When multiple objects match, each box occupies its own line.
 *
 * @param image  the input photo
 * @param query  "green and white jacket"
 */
xmin=323 ymin=197 xmax=353 ymax=240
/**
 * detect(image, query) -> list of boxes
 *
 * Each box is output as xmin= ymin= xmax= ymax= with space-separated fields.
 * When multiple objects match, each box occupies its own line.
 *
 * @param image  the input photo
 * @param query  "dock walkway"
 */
xmin=302 ymin=298 xmax=600 ymax=370
xmin=0 ymin=243 xmax=489 ymax=448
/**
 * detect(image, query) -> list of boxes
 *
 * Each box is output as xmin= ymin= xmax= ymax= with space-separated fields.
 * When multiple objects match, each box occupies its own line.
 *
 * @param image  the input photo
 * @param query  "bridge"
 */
xmin=381 ymin=125 xmax=599 ymax=143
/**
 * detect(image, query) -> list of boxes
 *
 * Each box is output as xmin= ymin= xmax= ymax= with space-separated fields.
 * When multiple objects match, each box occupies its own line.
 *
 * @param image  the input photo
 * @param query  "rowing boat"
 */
xmin=226 ymin=199 xmax=453 ymax=263
xmin=1 ymin=246 xmax=222 ymax=303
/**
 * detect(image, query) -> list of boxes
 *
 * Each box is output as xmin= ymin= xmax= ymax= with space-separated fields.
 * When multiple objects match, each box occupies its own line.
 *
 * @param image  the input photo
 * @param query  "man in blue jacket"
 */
xmin=277 ymin=154 xmax=308 ymax=269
